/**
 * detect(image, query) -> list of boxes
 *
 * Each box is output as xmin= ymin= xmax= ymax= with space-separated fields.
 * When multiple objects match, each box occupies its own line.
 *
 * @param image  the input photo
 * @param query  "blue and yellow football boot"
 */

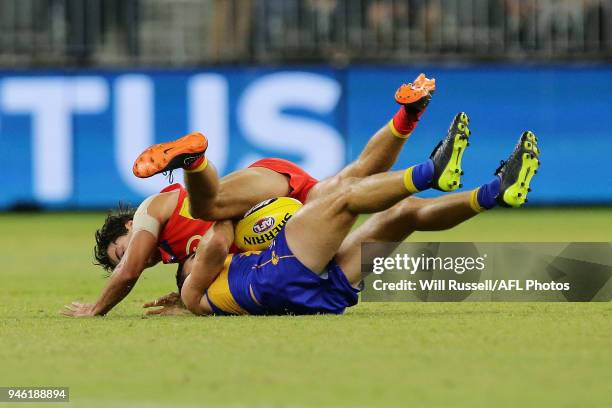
xmin=495 ymin=131 xmax=540 ymax=207
xmin=429 ymin=112 xmax=471 ymax=192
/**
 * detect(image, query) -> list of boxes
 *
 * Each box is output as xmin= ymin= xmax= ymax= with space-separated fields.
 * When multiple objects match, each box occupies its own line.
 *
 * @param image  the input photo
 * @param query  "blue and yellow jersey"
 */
xmin=205 ymin=252 xmax=267 ymax=315
xmin=206 ymin=228 xmax=359 ymax=316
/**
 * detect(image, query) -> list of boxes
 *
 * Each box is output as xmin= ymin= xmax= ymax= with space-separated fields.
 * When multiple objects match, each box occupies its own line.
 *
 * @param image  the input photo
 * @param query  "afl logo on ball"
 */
xmin=253 ymin=216 xmax=275 ymax=234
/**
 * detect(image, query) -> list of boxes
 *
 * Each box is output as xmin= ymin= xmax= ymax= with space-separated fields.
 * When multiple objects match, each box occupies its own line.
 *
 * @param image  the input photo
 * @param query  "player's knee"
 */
xmin=336 ymin=177 xmax=361 ymax=212
xmin=339 ymin=177 xmax=359 ymax=191
xmin=311 ymin=176 xmax=353 ymax=205
xmin=397 ymin=198 xmax=425 ymax=224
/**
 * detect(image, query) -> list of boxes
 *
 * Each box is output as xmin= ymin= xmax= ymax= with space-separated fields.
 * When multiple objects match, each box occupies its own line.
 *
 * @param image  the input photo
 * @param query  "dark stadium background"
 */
xmin=1 ymin=0 xmax=611 ymax=209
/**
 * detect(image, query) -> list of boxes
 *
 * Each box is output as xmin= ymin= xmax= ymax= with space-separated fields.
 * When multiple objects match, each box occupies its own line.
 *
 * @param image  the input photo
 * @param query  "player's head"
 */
xmin=94 ymin=203 xmax=136 ymax=272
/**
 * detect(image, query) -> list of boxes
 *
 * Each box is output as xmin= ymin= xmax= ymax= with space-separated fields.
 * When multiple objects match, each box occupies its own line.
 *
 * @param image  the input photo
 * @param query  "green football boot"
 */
xmin=495 ymin=131 xmax=540 ymax=207
xmin=429 ymin=112 xmax=471 ymax=192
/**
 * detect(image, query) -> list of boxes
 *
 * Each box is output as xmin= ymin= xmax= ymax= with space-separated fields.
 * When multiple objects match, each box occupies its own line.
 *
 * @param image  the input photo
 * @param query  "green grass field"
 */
xmin=2 ymin=209 xmax=612 ymax=407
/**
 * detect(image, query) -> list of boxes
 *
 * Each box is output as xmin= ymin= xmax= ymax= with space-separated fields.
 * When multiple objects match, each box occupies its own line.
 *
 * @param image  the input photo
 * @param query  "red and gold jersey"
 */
xmin=156 ymin=159 xmax=318 ymax=264
xmin=157 ymin=183 xmax=214 ymax=264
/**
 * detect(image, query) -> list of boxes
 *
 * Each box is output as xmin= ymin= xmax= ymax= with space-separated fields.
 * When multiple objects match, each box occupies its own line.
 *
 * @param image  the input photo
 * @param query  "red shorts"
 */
xmin=248 ymin=158 xmax=318 ymax=203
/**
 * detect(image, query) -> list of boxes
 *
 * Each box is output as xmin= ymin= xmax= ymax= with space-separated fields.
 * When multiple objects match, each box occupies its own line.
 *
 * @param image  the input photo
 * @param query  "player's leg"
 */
xmin=284 ymin=155 xmax=445 ymax=273
xmin=197 ymin=167 xmax=291 ymax=220
xmin=336 ymin=131 xmax=541 ymax=286
xmin=181 ymin=158 xmax=219 ymax=218
xmin=192 ymin=157 xmax=320 ymax=219
xmin=132 ymin=132 xmax=295 ymax=220
xmin=132 ymin=132 xmax=222 ymax=218
xmin=336 ymin=193 xmax=477 ymax=286
xmin=335 ymin=74 xmax=436 ymax=179
xmin=308 ymin=111 xmax=470 ymax=204
xmin=306 ymin=74 xmax=435 ymax=205
xmin=285 ymin=112 xmax=476 ymax=272
xmin=132 ymin=75 xmax=435 ymax=216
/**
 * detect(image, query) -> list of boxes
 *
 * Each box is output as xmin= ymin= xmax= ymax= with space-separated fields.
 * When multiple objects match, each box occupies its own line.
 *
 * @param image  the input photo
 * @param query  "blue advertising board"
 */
xmin=346 ymin=65 xmax=612 ymax=204
xmin=1 ymin=65 xmax=611 ymax=209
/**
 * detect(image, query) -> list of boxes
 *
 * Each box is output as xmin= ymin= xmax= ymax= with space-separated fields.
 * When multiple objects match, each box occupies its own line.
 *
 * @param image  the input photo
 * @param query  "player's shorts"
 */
xmin=248 ymin=228 xmax=360 ymax=315
xmin=248 ymin=158 xmax=318 ymax=203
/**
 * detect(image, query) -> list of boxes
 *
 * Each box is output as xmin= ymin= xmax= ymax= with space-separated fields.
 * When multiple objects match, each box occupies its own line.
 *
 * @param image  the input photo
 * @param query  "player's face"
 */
xmin=106 ymin=222 xmax=134 ymax=267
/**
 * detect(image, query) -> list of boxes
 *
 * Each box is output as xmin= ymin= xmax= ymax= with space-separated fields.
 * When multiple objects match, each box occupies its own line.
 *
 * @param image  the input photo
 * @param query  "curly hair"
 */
xmin=94 ymin=203 xmax=136 ymax=272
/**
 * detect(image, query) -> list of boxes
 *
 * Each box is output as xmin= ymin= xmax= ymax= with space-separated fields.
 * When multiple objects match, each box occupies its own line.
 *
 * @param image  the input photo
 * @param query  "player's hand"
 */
xmin=143 ymin=292 xmax=189 ymax=316
xmin=144 ymin=304 xmax=190 ymax=316
xmin=62 ymin=302 xmax=96 ymax=317
xmin=143 ymin=291 xmax=182 ymax=307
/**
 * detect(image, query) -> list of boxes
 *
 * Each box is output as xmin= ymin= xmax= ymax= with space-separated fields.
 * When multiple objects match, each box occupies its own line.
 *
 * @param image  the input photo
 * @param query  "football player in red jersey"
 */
xmin=63 ymin=74 xmax=438 ymax=317
xmin=63 ymin=158 xmax=324 ymax=317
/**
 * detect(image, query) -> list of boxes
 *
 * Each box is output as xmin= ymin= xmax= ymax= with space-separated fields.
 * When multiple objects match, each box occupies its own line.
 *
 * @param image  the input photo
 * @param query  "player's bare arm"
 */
xmin=64 ymin=192 xmax=178 ymax=317
xmin=62 ymin=230 xmax=159 ymax=317
xmin=180 ymin=221 xmax=235 ymax=315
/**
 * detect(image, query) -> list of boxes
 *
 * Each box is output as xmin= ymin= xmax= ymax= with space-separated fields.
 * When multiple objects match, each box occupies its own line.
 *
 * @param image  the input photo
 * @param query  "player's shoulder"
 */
xmin=137 ymin=190 xmax=180 ymax=224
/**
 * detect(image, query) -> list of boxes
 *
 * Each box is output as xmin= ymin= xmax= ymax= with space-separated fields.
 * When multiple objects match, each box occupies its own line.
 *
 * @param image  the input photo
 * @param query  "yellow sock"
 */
xmin=184 ymin=157 xmax=208 ymax=173
xmin=469 ymin=188 xmax=486 ymax=213
xmin=388 ymin=120 xmax=411 ymax=139
xmin=403 ymin=167 xmax=420 ymax=193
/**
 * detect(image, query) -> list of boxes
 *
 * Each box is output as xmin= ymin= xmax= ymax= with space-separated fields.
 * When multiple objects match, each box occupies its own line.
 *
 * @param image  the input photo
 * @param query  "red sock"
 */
xmin=391 ymin=106 xmax=424 ymax=137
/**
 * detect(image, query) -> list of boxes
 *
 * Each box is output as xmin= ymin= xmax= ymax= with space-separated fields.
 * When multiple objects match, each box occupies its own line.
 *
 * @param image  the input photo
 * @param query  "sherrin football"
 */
xmin=234 ymin=197 xmax=303 ymax=251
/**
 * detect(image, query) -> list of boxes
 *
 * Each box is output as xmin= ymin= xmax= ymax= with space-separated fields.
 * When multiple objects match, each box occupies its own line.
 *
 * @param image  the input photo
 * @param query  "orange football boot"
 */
xmin=412 ymin=73 xmax=436 ymax=93
xmin=394 ymin=73 xmax=436 ymax=109
xmin=132 ymin=132 xmax=208 ymax=178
